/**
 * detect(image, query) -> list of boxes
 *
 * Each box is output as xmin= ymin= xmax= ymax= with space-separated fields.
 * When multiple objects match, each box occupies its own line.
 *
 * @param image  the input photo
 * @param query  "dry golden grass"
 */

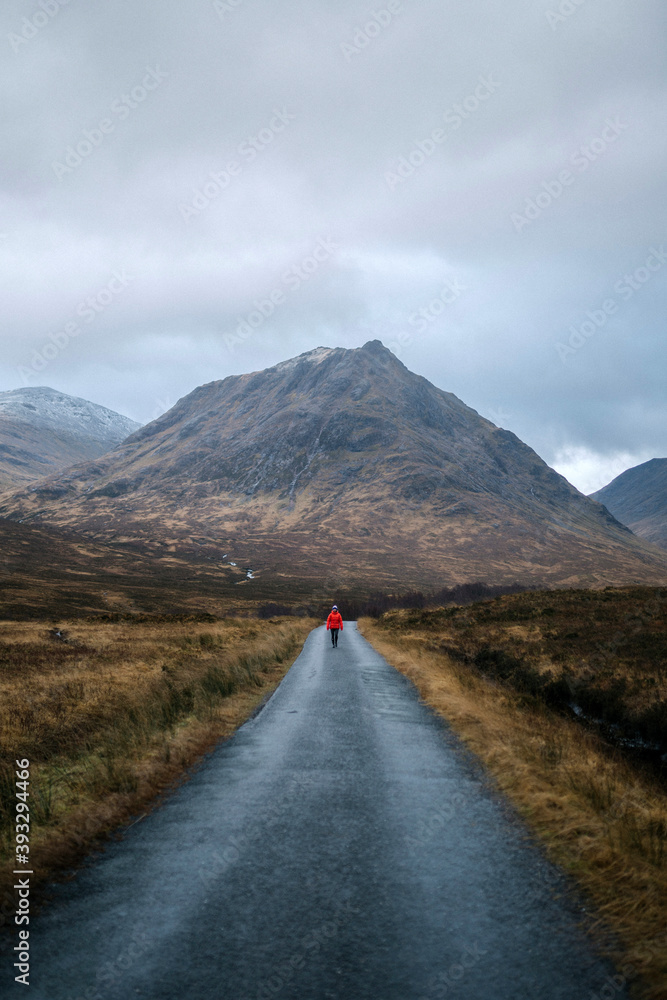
xmin=0 ymin=615 xmax=315 ymax=920
xmin=359 ymin=619 xmax=667 ymax=1000
xmin=411 ymin=587 xmax=667 ymax=745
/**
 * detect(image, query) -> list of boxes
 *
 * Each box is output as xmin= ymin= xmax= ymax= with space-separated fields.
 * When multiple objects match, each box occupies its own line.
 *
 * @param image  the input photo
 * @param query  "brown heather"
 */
xmin=0 ymin=615 xmax=315 ymax=919
xmin=359 ymin=587 xmax=667 ymax=1000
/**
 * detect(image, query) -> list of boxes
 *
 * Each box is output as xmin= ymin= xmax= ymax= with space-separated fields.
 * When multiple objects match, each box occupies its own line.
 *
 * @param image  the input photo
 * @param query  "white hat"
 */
xmin=332 ymin=605 xmax=337 ymax=610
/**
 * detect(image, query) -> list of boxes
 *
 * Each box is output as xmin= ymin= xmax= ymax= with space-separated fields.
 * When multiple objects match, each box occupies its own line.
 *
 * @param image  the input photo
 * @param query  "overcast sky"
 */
xmin=1 ymin=0 xmax=665 ymax=493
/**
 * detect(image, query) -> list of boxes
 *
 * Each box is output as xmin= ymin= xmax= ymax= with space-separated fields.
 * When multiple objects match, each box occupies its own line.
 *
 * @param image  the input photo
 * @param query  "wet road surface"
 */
xmin=3 ymin=623 xmax=628 ymax=999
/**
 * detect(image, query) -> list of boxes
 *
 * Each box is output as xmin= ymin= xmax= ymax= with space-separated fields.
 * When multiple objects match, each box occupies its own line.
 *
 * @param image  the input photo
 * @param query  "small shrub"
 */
xmin=30 ymin=775 xmax=57 ymax=825
xmin=540 ymin=740 xmax=564 ymax=766
xmin=198 ymin=633 xmax=220 ymax=648
xmin=568 ymin=770 xmax=615 ymax=812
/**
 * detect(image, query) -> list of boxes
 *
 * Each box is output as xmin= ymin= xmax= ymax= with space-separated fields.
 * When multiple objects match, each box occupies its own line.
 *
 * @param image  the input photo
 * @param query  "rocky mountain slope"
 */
xmin=591 ymin=458 xmax=667 ymax=550
xmin=0 ymin=343 xmax=664 ymax=590
xmin=0 ymin=387 xmax=140 ymax=490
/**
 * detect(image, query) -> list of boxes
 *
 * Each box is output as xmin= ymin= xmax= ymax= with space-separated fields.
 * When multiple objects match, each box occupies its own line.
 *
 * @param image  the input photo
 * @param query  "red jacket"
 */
xmin=326 ymin=611 xmax=343 ymax=630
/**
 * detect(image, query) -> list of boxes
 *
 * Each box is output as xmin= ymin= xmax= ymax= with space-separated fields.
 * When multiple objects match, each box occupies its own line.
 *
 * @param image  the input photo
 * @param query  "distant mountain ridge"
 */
xmin=592 ymin=458 xmax=667 ymax=550
xmin=0 ymin=387 xmax=141 ymax=490
xmin=0 ymin=344 xmax=664 ymax=590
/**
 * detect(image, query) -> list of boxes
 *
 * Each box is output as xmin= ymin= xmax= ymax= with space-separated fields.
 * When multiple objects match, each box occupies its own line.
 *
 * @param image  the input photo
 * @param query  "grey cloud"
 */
xmin=0 ymin=0 xmax=665 ymax=493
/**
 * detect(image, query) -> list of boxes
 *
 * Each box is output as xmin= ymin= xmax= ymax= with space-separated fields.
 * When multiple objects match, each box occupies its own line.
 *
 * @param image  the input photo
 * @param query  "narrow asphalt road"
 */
xmin=4 ymin=623 xmax=628 ymax=1000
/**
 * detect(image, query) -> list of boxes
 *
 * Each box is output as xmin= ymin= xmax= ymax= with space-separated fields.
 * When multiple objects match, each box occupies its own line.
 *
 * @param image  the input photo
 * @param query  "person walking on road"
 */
xmin=326 ymin=606 xmax=343 ymax=647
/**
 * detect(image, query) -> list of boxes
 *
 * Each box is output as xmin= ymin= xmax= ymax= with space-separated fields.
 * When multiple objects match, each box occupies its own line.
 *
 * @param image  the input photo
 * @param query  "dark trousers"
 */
xmin=330 ymin=628 xmax=339 ymax=646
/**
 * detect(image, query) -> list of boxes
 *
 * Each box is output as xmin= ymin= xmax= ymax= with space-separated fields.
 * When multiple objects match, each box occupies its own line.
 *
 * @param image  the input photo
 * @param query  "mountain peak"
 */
xmin=0 ymin=386 xmax=139 ymax=441
xmin=359 ymin=338 xmax=392 ymax=356
xmin=265 ymin=340 xmax=398 ymax=376
xmin=1 ymin=346 xmax=664 ymax=590
xmin=0 ymin=386 xmax=141 ymax=491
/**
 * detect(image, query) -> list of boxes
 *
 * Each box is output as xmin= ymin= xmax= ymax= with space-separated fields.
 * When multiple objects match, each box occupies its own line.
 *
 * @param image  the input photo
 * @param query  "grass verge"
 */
xmin=388 ymin=586 xmax=667 ymax=767
xmin=359 ymin=607 xmax=667 ymax=1000
xmin=0 ymin=614 xmax=315 ymax=923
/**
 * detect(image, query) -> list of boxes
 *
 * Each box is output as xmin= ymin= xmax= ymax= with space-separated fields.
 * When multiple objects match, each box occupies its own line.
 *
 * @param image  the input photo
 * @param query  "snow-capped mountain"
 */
xmin=0 ymin=387 xmax=141 ymax=490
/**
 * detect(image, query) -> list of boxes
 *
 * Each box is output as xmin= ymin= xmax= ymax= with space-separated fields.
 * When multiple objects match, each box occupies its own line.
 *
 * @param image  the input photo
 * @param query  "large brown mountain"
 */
xmin=591 ymin=458 xmax=667 ymax=550
xmin=0 ymin=342 xmax=665 ymax=590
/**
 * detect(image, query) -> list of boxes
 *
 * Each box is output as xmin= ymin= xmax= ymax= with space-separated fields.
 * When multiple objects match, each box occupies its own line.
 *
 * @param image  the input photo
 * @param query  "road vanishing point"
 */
xmin=4 ymin=623 xmax=629 ymax=999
